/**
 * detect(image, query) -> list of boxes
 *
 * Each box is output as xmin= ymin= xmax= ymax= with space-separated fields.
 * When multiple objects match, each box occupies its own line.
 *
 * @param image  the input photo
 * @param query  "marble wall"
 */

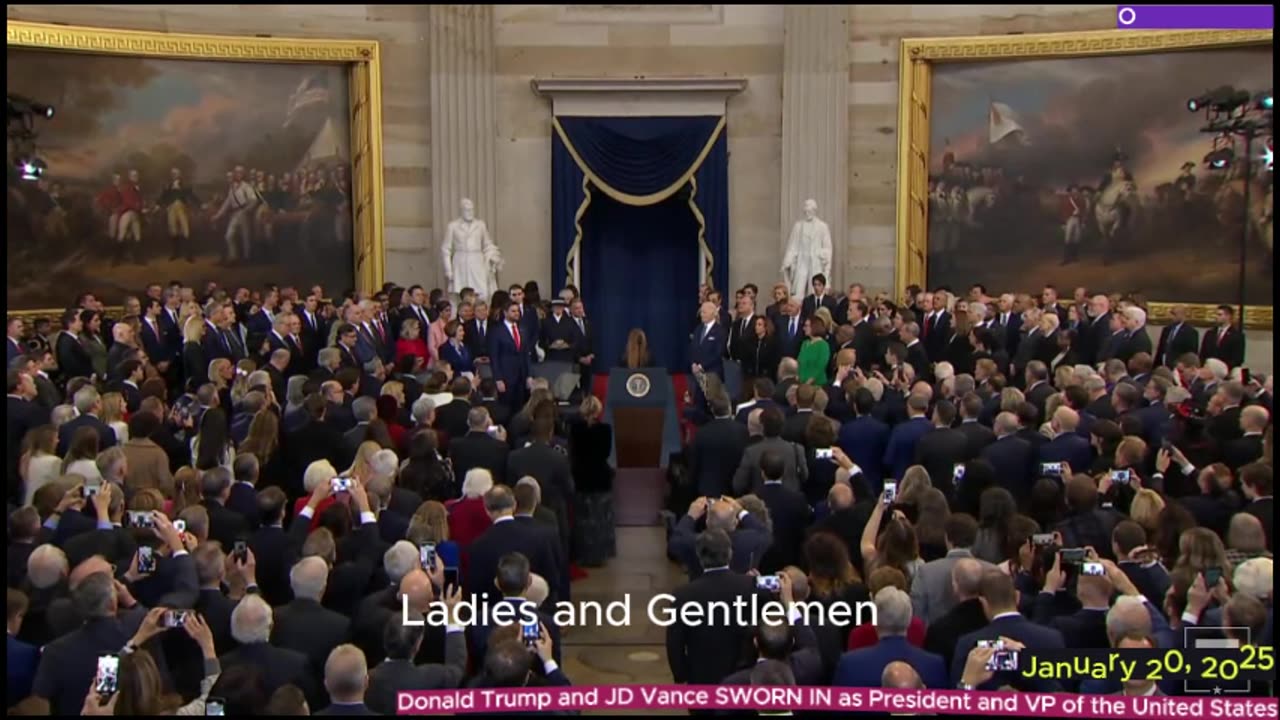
xmin=6 ymin=4 xmax=436 ymax=288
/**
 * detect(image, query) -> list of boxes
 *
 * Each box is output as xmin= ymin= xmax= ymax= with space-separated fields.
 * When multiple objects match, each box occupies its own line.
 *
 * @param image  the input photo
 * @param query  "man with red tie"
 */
xmin=1199 ymin=304 xmax=1246 ymax=370
xmin=920 ymin=291 xmax=951 ymax=364
xmin=490 ymin=300 xmax=531 ymax=413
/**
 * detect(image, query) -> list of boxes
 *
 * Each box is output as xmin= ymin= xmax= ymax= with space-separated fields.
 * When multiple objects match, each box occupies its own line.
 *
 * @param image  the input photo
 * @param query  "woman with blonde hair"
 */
xmin=230 ymin=359 xmax=258 ymax=407
xmin=1128 ymin=488 xmax=1167 ymax=540
xmin=914 ymin=487 xmax=951 ymax=562
xmin=569 ymin=394 xmax=616 ymax=566
xmin=346 ymin=440 xmax=382 ymax=479
xmin=395 ymin=317 xmax=431 ymax=372
xmin=803 ymin=531 xmax=868 ymax=672
xmin=19 ymin=425 xmax=61 ymax=506
xmin=128 ymin=487 xmax=170 ymax=515
xmin=999 ymin=387 xmax=1025 ymax=414
xmin=1174 ymin=527 xmax=1233 ymax=579
xmin=408 ymin=500 xmax=461 ymax=572
xmin=380 ymin=380 xmax=406 ymax=408
xmin=100 ymin=392 xmax=129 ymax=443
xmin=171 ymin=466 xmax=201 ymax=514
xmin=896 ymin=466 xmax=933 ymax=511
xmin=115 ymin=614 xmax=220 ymax=714
xmin=182 ymin=316 xmax=209 ymax=386
xmin=240 ymin=409 xmax=284 ymax=480
xmin=621 ymin=328 xmax=651 ymax=369
xmin=61 ymin=426 xmax=104 ymax=483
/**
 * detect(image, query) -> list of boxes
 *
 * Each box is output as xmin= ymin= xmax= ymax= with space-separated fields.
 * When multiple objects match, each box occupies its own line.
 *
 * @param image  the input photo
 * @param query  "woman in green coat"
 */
xmin=797 ymin=315 xmax=831 ymax=385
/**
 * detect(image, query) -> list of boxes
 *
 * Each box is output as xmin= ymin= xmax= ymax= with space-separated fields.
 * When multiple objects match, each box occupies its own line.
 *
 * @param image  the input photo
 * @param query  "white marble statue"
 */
xmin=781 ymin=198 xmax=832 ymax=299
xmin=441 ymin=198 xmax=503 ymax=300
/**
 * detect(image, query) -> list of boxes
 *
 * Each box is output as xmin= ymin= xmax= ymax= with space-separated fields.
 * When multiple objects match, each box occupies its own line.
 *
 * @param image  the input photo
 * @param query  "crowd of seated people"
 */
xmin=4 ymin=274 xmax=1273 ymax=715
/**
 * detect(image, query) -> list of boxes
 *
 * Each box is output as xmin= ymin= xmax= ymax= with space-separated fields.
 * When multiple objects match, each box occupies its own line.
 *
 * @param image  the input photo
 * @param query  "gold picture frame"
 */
xmin=6 ymin=20 xmax=386 ymax=321
xmin=894 ymin=28 xmax=1274 ymax=330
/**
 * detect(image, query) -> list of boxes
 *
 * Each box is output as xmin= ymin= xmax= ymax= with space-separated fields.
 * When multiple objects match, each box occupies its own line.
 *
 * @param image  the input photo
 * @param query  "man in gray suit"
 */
xmin=732 ymin=406 xmax=807 ymax=496
xmin=910 ymin=514 xmax=994 ymax=624
xmin=365 ymin=585 xmax=467 ymax=714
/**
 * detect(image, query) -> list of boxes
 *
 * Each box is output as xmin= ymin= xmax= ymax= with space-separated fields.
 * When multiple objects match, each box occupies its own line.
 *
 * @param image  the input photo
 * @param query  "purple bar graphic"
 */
xmin=1117 ymin=5 xmax=1274 ymax=30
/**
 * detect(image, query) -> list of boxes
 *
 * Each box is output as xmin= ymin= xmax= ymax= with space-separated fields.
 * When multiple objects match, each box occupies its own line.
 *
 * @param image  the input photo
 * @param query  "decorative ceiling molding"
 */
xmin=558 ymin=5 xmax=723 ymax=25
xmin=531 ymin=76 xmax=747 ymax=117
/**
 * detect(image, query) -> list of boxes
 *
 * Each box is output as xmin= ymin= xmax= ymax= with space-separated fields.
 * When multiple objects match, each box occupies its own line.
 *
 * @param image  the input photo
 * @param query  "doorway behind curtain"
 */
xmin=579 ymin=183 xmax=700 ymax=372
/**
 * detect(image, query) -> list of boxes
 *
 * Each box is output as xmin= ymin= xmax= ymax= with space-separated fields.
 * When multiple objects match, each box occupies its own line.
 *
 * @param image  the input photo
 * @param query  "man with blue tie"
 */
xmin=691 ymin=301 xmax=725 ymax=382
xmin=774 ymin=298 xmax=804 ymax=359
xmin=1154 ymin=304 xmax=1199 ymax=367
xmin=490 ymin=300 xmax=531 ymax=413
xmin=247 ymin=287 xmax=278 ymax=337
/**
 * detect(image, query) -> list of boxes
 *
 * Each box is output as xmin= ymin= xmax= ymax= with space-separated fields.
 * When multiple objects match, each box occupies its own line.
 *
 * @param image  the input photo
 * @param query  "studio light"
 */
xmin=1204 ymin=147 xmax=1234 ymax=170
xmin=1187 ymin=86 xmax=1251 ymax=113
xmin=1256 ymin=90 xmax=1274 ymax=112
xmin=6 ymin=94 xmax=55 ymax=121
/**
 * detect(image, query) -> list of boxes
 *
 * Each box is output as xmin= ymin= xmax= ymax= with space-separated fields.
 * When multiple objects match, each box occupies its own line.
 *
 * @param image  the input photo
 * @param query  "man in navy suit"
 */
xmin=979 ymin=412 xmax=1034 ymax=501
xmin=833 ymin=587 xmax=948 ymax=688
xmin=469 ymin=552 xmax=563 ymax=665
xmin=773 ymin=298 xmax=805 ymax=359
xmin=800 ymin=274 xmax=839 ymax=321
xmin=139 ymin=298 xmax=168 ymax=369
xmin=56 ymin=386 xmax=117 ymax=456
xmin=489 ymin=300 xmax=531 ymax=414
xmin=668 ymin=495 xmax=772 ymax=580
xmin=465 ymin=487 xmax=561 ymax=607
xmin=1030 ymin=555 xmax=1112 ymax=652
xmin=689 ymin=301 xmax=726 ymax=411
xmin=953 ymin=570 xmax=1065 ymax=692
xmin=1038 ymin=406 xmax=1094 ymax=474
xmin=1154 ymin=305 xmax=1199 ymax=367
xmin=7 ymin=587 xmax=40 ymax=705
xmin=919 ymin=292 xmax=952 ymax=364
xmin=837 ymin=388 xmax=890 ymax=492
xmin=882 ymin=393 xmax=932 ymax=483
xmin=6 ymin=317 xmax=25 ymax=366
xmin=247 ymin=287 xmax=279 ymax=337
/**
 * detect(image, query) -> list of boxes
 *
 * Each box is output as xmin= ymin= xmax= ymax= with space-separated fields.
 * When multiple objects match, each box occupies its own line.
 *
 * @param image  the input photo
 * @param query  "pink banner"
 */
xmin=396 ymin=685 xmax=1277 ymax=717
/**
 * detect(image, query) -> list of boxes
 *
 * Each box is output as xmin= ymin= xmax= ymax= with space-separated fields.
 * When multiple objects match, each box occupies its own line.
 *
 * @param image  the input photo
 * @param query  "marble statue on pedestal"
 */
xmin=441 ymin=198 xmax=503 ymax=300
xmin=781 ymin=198 xmax=832 ymax=299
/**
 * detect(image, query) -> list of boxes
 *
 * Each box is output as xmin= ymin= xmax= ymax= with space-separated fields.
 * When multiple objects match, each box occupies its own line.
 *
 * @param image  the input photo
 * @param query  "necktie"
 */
xmin=479 ymin=320 xmax=486 ymax=340
xmin=576 ymin=318 xmax=584 ymax=334
xmin=790 ymin=317 xmax=797 ymax=338
xmin=1219 ymin=328 xmax=1227 ymax=345
xmin=512 ymin=323 xmax=521 ymax=350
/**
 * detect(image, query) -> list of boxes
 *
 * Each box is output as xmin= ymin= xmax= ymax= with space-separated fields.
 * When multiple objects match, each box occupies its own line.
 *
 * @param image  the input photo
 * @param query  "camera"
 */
xmin=953 ymin=463 xmax=966 ymax=483
xmin=331 ymin=477 xmax=353 ymax=493
xmin=977 ymin=639 xmax=1019 ymax=672
xmin=756 ymin=575 xmax=781 ymax=593
xmin=127 ymin=510 xmax=155 ymax=529
xmin=814 ymin=447 xmax=834 ymax=460
xmin=95 ymin=654 xmax=120 ymax=695
xmin=163 ymin=609 xmax=189 ymax=628
xmin=882 ymin=482 xmax=897 ymax=505
xmin=1110 ymin=469 xmax=1131 ymax=484
xmin=173 ymin=519 xmax=187 ymax=533
xmin=1032 ymin=533 xmax=1055 ymax=547
xmin=419 ymin=542 xmax=436 ymax=570
xmin=1060 ymin=548 xmax=1087 ymax=564
xmin=1202 ymin=566 xmax=1223 ymax=588
xmin=232 ymin=540 xmax=248 ymax=563
xmin=1040 ymin=462 xmax=1062 ymax=477
xmin=486 ymin=425 xmax=500 ymax=437
xmin=83 ymin=479 xmax=102 ymax=498
xmin=1081 ymin=562 xmax=1106 ymax=577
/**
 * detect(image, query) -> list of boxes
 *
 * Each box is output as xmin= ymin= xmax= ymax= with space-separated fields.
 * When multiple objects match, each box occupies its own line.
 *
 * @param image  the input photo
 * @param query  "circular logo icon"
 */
xmin=625 ymin=373 xmax=651 ymax=398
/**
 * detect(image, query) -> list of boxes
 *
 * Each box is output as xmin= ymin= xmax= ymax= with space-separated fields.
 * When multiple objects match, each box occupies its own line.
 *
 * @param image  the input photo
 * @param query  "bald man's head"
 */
xmin=951 ymin=558 xmax=984 ymax=601
xmin=290 ymin=556 xmax=330 ymax=602
xmin=1052 ymin=406 xmax=1080 ymax=433
xmin=70 ymin=555 xmax=112 ymax=590
xmin=882 ymin=661 xmax=924 ymax=689
xmin=324 ymin=644 xmax=369 ymax=703
xmin=828 ymin=483 xmax=854 ymax=511
xmin=707 ymin=500 xmax=740 ymax=532
xmin=399 ymin=568 xmax=434 ymax=613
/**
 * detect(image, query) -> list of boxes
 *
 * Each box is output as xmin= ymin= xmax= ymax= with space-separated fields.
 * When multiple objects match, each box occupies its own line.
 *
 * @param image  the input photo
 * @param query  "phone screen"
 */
xmin=206 ymin=698 xmax=226 ymax=716
xmin=419 ymin=543 xmax=436 ymax=570
xmin=952 ymin=463 xmax=965 ymax=482
xmin=1040 ymin=462 xmax=1062 ymax=477
xmin=882 ymin=482 xmax=897 ymax=504
xmin=1110 ymin=469 xmax=1131 ymax=484
xmin=487 ymin=425 xmax=500 ymax=436
xmin=989 ymin=649 xmax=1020 ymax=672
xmin=814 ymin=447 xmax=834 ymax=460
xmin=95 ymin=654 xmax=120 ymax=695
xmin=233 ymin=540 xmax=248 ymax=562
xmin=443 ymin=567 xmax=459 ymax=589
xmin=1060 ymin=548 xmax=1086 ymax=564
xmin=1203 ymin=567 xmax=1223 ymax=588
xmin=755 ymin=575 xmax=781 ymax=592
xmin=1081 ymin=562 xmax=1106 ymax=577
xmin=137 ymin=546 xmax=157 ymax=574
xmin=174 ymin=519 xmax=187 ymax=533
xmin=164 ymin=609 xmax=189 ymax=628
xmin=521 ymin=621 xmax=540 ymax=647
xmin=1032 ymin=533 xmax=1055 ymax=547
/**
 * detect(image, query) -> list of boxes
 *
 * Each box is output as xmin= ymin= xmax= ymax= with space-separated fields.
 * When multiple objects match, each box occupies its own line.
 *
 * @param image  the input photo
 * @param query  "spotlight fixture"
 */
xmin=6 ymin=94 xmax=54 ymax=121
xmin=1256 ymin=90 xmax=1274 ymax=112
xmin=14 ymin=155 xmax=47 ymax=181
xmin=1187 ymin=86 xmax=1251 ymax=113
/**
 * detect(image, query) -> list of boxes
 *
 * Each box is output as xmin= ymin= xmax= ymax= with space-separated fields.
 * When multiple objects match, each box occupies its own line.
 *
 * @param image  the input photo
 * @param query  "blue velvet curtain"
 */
xmin=551 ymin=116 xmax=729 ymax=371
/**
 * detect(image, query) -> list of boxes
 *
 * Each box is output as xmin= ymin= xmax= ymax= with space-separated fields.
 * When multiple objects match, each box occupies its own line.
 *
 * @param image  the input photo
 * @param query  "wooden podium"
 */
xmin=603 ymin=368 xmax=682 ymax=526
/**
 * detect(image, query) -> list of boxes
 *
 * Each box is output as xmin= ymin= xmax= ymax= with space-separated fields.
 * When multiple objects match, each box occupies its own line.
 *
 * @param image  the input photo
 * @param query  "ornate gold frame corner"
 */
xmin=6 ymin=20 xmax=386 ymax=320
xmin=893 ymin=28 xmax=1274 ymax=329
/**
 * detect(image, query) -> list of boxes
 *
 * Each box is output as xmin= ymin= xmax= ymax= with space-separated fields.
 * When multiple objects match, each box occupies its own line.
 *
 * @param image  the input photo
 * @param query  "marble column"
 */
xmin=429 ymin=4 xmax=498 ymax=291
xmin=780 ymin=5 xmax=850 ymax=291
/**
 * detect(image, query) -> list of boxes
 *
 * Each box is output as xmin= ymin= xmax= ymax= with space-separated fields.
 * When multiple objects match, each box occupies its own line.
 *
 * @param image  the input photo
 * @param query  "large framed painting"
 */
xmin=895 ymin=29 xmax=1273 ymax=328
xmin=6 ymin=21 xmax=386 ymax=316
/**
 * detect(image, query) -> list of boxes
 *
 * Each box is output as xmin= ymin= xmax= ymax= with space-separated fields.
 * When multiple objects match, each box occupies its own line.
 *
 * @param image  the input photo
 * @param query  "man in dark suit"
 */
xmin=1114 ymin=307 xmax=1154 ymax=365
xmin=185 ymin=542 xmax=241 ymax=656
xmin=7 ymin=370 xmax=49 ymax=499
xmin=1040 ymin=286 xmax=1069 ymax=326
xmin=912 ymin=400 xmax=968 ymax=498
xmin=1030 ymin=558 xmax=1112 ymax=650
xmin=1010 ymin=312 xmax=1047 ymax=383
xmin=334 ymin=324 xmax=362 ymax=370
xmin=956 ymin=393 xmax=996 ymax=460
xmin=508 ymin=285 xmax=541 ymax=356
xmin=669 ymin=496 xmax=772 ymax=580
xmin=688 ymin=391 xmax=750 ymax=497
xmin=220 ymin=595 xmax=319 ymax=706
xmin=434 ymin=377 xmax=473 ymax=440
xmin=782 ymin=383 xmax=819 ymax=445
xmin=1200 ymin=305 xmax=1246 ymax=369
xmin=1224 ymin=406 xmax=1267 ymax=471
xmin=847 ymin=301 xmax=878 ymax=372
xmin=1023 ymin=361 xmax=1055 ymax=426
xmin=1038 ymin=407 xmax=1094 ymax=475
xmin=339 ymin=397 xmax=378 ymax=469
xmin=272 ymin=556 xmax=352 ymax=677
xmin=1207 ymin=381 xmax=1246 ymax=446
xmin=55 ymin=309 xmax=94 ymax=382
xmin=538 ymin=299 xmax=577 ymax=364
xmin=248 ymin=488 xmax=298 ymax=607
xmin=834 ymin=586 xmax=949 ymax=688
xmin=477 ymin=378 xmax=511 ymax=429
xmin=899 ymin=325 xmax=930 ymax=383
xmin=979 ymin=412 xmax=1035 ymax=501
xmin=719 ymin=610 xmax=824 ymax=686
xmin=200 ymin=467 xmax=250 ymax=552
xmin=919 ymin=292 xmax=952 ymax=364
xmin=726 ymin=295 xmax=758 ymax=362
xmin=883 ymin=393 xmax=932 ymax=483
xmin=1154 ymin=305 xmax=1199 ymax=367
xmin=754 ymin=450 xmax=812 ymax=572
xmin=247 ymin=288 xmax=279 ymax=337
xmin=800 ymin=274 xmax=839 ymax=321
xmin=468 ymin=551 xmax=563 ymax=666
xmin=952 ymin=571 xmax=1065 ymax=692
xmin=923 ymin=558 xmax=995 ymax=668
xmin=837 ymin=388 xmax=891 ymax=492
xmin=506 ymin=413 xmax=574 ymax=558
xmin=139 ymin=298 xmax=168 ymax=369
xmin=691 ymin=300 xmax=726 ymax=384
xmin=774 ymin=298 xmax=805 ymax=359
xmin=490 ymin=300 xmax=532 ymax=414
xmin=465 ymin=487 xmax=563 ymax=605
xmin=734 ymin=378 xmax=782 ymax=425
xmin=568 ymin=298 xmax=595 ymax=384
xmin=55 ymin=386 xmax=117 ymax=456
xmin=666 ymin=529 xmax=762 ymax=685
xmin=1054 ymin=475 xmax=1125 ymax=558
xmin=7 ymin=587 xmax=40 ymax=706
xmin=6 ymin=317 xmax=25 ymax=367
xmin=366 ymin=606 xmax=467 ymax=714
xmin=298 ymin=295 xmax=329 ymax=368
xmin=449 ymin=406 xmax=510 ymax=487
xmin=1077 ymin=295 xmax=1112 ymax=367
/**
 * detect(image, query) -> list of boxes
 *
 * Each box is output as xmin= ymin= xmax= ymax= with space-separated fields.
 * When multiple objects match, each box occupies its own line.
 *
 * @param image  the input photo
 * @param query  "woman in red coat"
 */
xmin=375 ymin=394 xmax=408 ymax=450
xmin=395 ymin=317 xmax=431 ymax=372
xmin=446 ymin=467 xmax=495 ymax=569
